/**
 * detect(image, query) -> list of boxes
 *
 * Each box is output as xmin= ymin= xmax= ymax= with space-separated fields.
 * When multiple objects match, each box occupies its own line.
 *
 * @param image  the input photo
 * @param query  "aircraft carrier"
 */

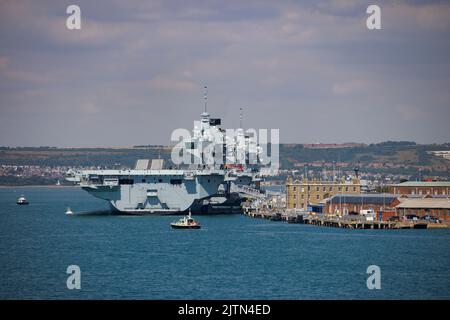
xmin=66 ymin=96 xmax=272 ymax=214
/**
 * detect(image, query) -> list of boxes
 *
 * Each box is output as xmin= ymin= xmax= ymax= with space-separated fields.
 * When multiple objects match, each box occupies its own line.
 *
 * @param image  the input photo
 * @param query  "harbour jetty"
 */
xmin=243 ymin=180 xmax=450 ymax=230
xmin=242 ymin=206 xmax=449 ymax=230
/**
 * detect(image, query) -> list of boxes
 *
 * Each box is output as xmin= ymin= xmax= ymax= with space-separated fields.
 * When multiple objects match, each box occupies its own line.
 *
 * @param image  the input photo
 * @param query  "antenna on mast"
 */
xmin=239 ymin=107 xmax=243 ymax=129
xmin=203 ymin=86 xmax=208 ymax=113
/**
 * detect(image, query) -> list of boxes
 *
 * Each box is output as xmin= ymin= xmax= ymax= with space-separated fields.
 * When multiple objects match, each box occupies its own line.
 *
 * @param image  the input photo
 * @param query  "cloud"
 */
xmin=79 ymin=102 xmax=100 ymax=114
xmin=0 ymin=0 xmax=449 ymax=146
xmin=332 ymin=79 xmax=371 ymax=95
xmin=385 ymin=2 xmax=450 ymax=33
xmin=0 ymin=56 xmax=8 ymax=69
xmin=0 ymin=55 xmax=52 ymax=85
xmin=148 ymin=77 xmax=199 ymax=92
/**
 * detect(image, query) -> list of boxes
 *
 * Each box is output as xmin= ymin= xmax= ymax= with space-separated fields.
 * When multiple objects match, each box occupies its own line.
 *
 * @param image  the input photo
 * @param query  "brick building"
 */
xmin=389 ymin=181 xmax=450 ymax=197
xmin=395 ymin=198 xmax=450 ymax=221
xmin=323 ymin=194 xmax=399 ymax=219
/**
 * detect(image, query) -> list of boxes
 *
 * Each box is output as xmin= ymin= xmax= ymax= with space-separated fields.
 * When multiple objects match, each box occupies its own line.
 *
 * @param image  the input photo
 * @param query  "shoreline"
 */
xmin=0 ymin=185 xmax=78 ymax=188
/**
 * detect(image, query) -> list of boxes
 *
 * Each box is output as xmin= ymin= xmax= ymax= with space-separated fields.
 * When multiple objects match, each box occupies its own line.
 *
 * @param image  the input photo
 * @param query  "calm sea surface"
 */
xmin=0 ymin=187 xmax=449 ymax=300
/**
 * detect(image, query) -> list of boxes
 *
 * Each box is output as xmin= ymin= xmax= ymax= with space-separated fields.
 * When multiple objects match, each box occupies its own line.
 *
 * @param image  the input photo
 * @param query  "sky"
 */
xmin=0 ymin=0 xmax=449 ymax=147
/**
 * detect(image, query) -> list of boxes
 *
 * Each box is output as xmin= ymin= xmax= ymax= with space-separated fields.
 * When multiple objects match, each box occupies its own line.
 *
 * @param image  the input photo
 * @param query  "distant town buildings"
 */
xmin=0 ymin=164 xmax=105 ymax=185
xmin=302 ymin=143 xmax=366 ymax=149
xmin=0 ymin=165 xmax=67 ymax=179
xmin=428 ymin=150 xmax=450 ymax=161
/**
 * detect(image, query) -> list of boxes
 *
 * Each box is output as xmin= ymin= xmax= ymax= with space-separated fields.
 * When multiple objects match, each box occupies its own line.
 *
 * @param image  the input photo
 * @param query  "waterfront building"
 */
xmin=395 ymin=198 xmax=450 ymax=221
xmin=323 ymin=194 xmax=399 ymax=218
xmin=389 ymin=181 xmax=450 ymax=196
xmin=286 ymin=177 xmax=361 ymax=210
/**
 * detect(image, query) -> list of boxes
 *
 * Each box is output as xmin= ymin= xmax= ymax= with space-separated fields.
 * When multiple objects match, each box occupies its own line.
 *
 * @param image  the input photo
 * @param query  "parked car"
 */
xmin=422 ymin=215 xmax=441 ymax=223
xmin=404 ymin=214 xmax=419 ymax=221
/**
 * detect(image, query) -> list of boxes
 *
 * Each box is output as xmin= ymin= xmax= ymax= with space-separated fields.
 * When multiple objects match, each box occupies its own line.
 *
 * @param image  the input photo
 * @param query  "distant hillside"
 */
xmin=280 ymin=142 xmax=450 ymax=168
xmin=0 ymin=142 xmax=449 ymax=176
xmin=0 ymin=146 xmax=171 ymax=168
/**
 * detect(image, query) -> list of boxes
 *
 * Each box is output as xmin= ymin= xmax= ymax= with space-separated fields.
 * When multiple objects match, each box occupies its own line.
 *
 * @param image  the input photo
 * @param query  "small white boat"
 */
xmin=65 ymin=207 xmax=73 ymax=215
xmin=17 ymin=195 xmax=29 ymax=205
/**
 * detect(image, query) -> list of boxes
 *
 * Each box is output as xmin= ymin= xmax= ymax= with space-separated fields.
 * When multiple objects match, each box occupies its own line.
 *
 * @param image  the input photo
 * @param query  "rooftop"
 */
xmin=392 ymin=181 xmax=450 ymax=187
xmin=327 ymin=193 xmax=398 ymax=205
xmin=396 ymin=198 xmax=450 ymax=209
xmin=288 ymin=179 xmax=360 ymax=185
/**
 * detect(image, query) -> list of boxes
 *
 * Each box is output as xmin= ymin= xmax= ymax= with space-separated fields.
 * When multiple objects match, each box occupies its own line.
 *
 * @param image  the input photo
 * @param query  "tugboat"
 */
xmin=170 ymin=210 xmax=201 ymax=229
xmin=16 ymin=195 xmax=29 ymax=205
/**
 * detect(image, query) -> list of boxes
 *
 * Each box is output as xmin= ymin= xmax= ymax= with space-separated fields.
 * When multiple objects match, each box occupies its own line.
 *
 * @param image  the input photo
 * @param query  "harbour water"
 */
xmin=0 ymin=187 xmax=449 ymax=299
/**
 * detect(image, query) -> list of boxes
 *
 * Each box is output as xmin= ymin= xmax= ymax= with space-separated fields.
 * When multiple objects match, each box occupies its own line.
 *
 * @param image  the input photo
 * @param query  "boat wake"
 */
xmin=66 ymin=210 xmax=114 ymax=217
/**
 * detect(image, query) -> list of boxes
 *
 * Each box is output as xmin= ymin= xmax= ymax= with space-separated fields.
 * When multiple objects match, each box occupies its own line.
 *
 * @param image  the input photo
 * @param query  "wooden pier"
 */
xmin=242 ymin=208 xmax=449 ymax=230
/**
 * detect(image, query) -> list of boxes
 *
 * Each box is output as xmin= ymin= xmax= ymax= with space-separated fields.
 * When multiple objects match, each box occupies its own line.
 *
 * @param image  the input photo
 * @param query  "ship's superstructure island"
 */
xmin=66 ymin=92 xmax=278 ymax=215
